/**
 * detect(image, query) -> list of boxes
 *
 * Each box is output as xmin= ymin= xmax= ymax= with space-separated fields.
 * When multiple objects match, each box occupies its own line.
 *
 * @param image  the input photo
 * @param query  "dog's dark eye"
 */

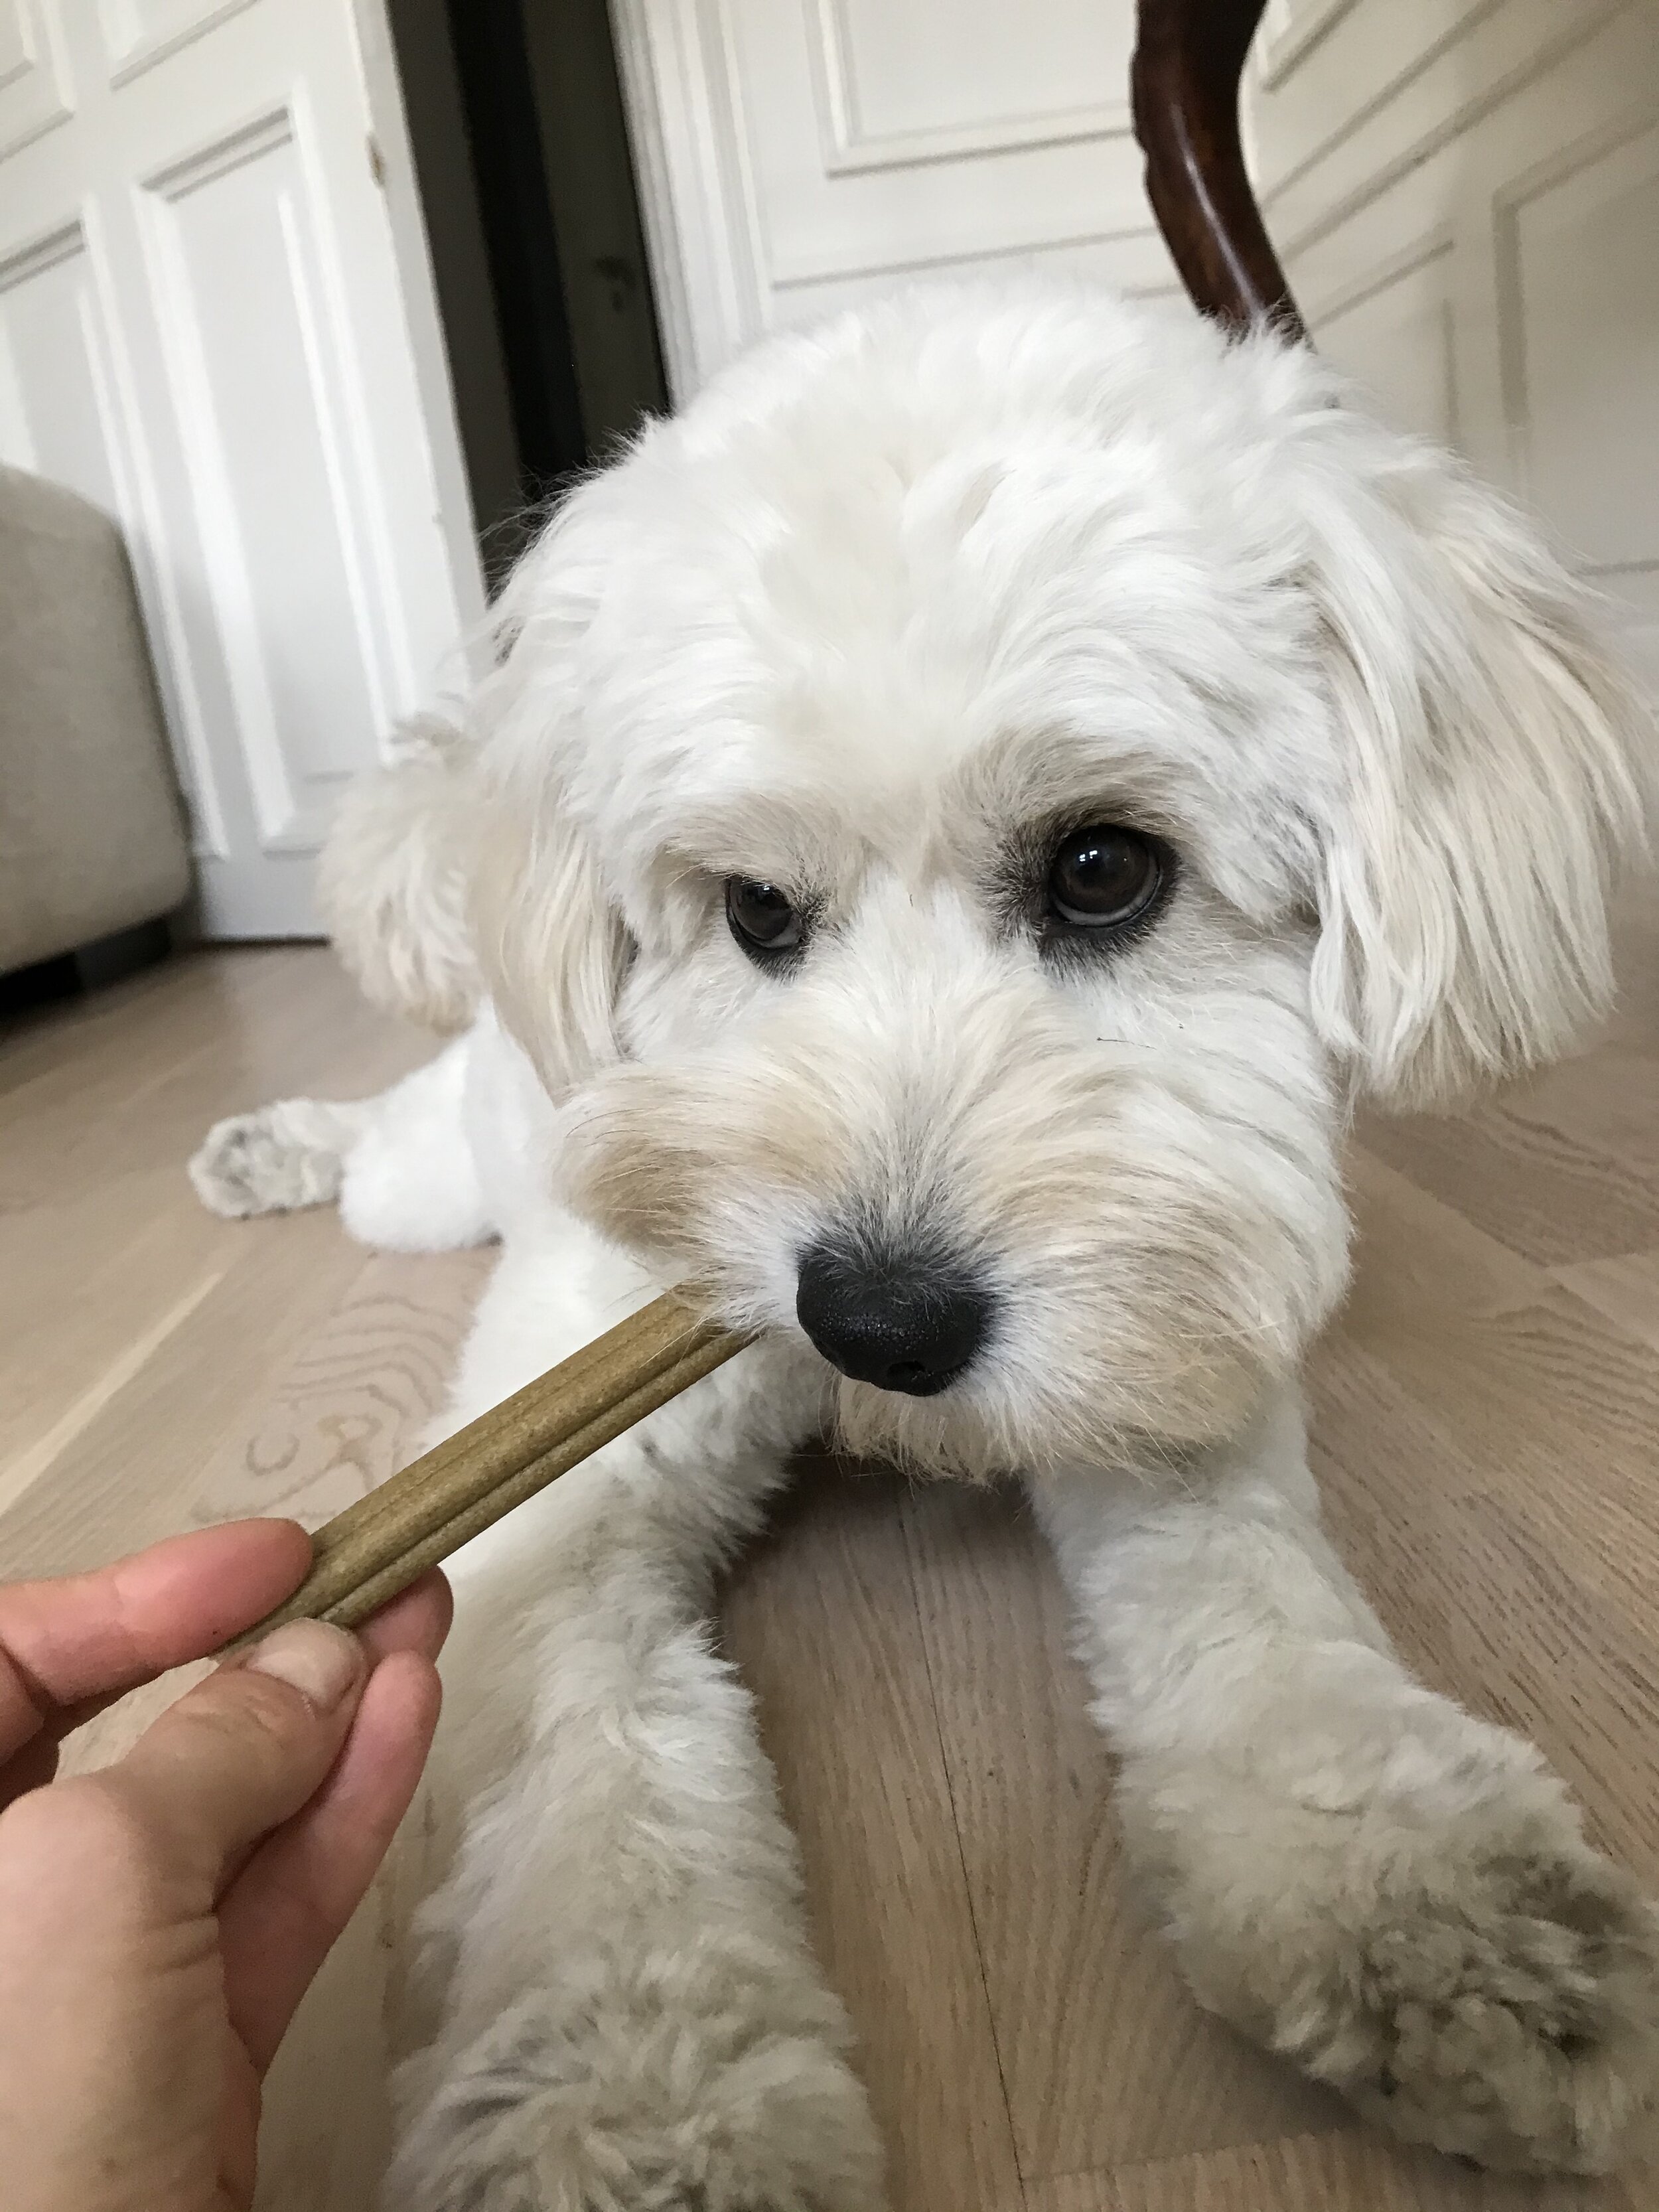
xmin=1046 ymin=824 xmax=1163 ymax=931
xmin=726 ymin=877 xmax=803 ymax=960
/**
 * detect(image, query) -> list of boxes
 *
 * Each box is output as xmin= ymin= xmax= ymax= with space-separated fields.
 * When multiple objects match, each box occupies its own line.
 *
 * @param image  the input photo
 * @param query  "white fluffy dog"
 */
xmin=192 ymin=283 xmax=1659 ymax=2207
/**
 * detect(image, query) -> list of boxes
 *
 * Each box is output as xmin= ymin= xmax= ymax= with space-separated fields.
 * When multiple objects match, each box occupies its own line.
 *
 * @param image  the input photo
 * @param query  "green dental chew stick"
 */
xmin=234 ymin=1292 xmax=748 ymax=1645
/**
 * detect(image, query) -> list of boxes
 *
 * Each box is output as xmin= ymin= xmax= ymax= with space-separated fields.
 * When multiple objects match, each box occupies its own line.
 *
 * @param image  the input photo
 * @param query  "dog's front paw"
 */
xmin=188 ymin=1100 xmax=349 ymax=1218
xmin=1261 ymin=1797 xmax=1659 ymax=2173
xmin=388 ymin=1951 xmax=885 ymax=2212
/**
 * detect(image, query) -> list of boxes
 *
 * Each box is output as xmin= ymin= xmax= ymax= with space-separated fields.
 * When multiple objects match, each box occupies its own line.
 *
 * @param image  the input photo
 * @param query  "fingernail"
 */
xmin=245 ymin=1620 xmax=364 ymax=1713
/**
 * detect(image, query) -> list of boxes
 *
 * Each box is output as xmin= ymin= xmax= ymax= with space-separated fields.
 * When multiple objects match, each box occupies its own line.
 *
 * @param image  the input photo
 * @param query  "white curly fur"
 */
xmin=192 ymin=283 xmax=1658 ymax=2205
xmin=315 ymin=711 xmax=482 ymax=1035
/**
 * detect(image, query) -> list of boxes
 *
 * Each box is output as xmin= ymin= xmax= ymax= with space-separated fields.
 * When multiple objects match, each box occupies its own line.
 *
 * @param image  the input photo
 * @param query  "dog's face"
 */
xmin=469 ymin=287 xmax=1648 ymax=1477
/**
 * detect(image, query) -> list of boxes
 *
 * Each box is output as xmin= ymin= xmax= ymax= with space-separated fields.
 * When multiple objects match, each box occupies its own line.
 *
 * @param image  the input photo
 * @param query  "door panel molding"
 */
xmin=807 ymin=0 xmax=1128 ymax=175
xmin=96 ymin=0 xmax=259 ymax=89
xmin=613 ymin=0 xmax=1169 ymax=396
xmin=0 ymin=0 xmax=72 ymax=161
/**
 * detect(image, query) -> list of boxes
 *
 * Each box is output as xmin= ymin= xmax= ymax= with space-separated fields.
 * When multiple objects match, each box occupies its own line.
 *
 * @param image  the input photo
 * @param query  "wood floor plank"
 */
xmin=1358 ymin=1078 xmax=1659 ymax=1269
xmin=253 ymin=1868 xmax=403 ymax=2212
xmin=895 ymin=1479 xmax=1346 ymax=2181
xmin=1554 ymin=1249 xmax=1659 ymax=1356
xmin=0 ymin=940 xmax=225 ymax=1103
xmin=188 ymin=1244 xmax=496 ymax=1532
xmin=1311 ymin=1349 xmax=1659 ymax=1883
xmin=0 ymin=1211 xmax=372 ymax=1576
xmin=0 ymin=944 xmax=425 ymax=1208
xmin=1028 ymin=2132 xmax=1648 ymax=2211
xmin=0 ymin=944 xmax=444 ymax=1558
xmin=1325 ymin=1149 xmax=1659 ymax=1680
xmin=1342 ymin=1146 xmax=1550 ymax=1321
xmin=1317 ymin=1147 xmax=1659 ymax=1873
xmin=723 ymin=1457 xmax=1029 ymax=2212
xmin=1504 ymin=1044 xmax=1659 ymax=1195
xmin=0 ymin=1169 xmax=240 ymax=1503
xmin=1342 ymin=1139 xmax=1654 ymax=1482
xmin=1321 ymin=1272 xmax=1659 ymax=1672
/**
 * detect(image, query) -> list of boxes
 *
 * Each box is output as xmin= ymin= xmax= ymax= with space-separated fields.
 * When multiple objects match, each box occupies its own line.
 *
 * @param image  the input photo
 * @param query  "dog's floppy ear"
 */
xmin=465 ymin=487 xmax=633 ymax=1100
xmin=1299 ymin=418 xmax=1652 ymax=1108
xmin=317 ymin=712 xmax=482 ymax=1033
xmin=470 ymin=791 xmax=629 ymax=1100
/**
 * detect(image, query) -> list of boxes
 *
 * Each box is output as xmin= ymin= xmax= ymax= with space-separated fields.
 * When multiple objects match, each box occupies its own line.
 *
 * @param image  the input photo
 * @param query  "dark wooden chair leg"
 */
xmin=1130 ymin=0 xmax=1307 ymax=340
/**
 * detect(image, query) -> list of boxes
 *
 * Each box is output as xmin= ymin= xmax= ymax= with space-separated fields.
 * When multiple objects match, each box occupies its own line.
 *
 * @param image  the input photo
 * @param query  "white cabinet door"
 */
xmin=0 ymin=0 xmax=483 ymax=936
xmin=611 ymin=0 xmax=1180 ymax=400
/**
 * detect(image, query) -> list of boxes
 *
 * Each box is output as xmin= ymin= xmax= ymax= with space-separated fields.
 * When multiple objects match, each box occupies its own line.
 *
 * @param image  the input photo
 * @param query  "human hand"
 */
xmin=0 ymin=1519 xmax=451 ymax=2212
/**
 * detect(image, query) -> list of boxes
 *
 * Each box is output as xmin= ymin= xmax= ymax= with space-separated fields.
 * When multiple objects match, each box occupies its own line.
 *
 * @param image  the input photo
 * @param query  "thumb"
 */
xmin=104 ymin=1620 xmax=368 ymax=1904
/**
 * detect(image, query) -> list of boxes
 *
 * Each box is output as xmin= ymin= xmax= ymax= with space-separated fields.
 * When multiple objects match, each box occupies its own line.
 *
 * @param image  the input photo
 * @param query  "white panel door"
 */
xmin=0 ymin=0 xmax=483 ymax=936
xmin=611 ymin=0 xmax=1180 ymax=400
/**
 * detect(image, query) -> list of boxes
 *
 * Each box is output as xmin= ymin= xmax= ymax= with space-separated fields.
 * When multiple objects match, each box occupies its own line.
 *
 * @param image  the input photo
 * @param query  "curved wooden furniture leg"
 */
xmin=1131 ymin=0 xmax=1308 ymax=340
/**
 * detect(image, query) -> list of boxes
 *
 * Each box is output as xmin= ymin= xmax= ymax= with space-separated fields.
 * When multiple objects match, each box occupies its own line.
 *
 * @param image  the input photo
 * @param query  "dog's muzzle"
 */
xmin=795 ymin=1240 xmax=991 ymax=1396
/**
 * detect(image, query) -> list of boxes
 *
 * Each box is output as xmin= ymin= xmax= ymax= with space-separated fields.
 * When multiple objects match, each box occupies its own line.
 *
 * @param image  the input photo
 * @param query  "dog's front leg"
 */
xmin=388 ymin=1354 xmax=885 ymax=2212
xmin=1035 ymin=1386 xmax=1659 ymax=2175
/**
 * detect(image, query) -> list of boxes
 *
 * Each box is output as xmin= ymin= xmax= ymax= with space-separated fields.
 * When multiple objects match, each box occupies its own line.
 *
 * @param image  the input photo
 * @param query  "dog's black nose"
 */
xmin=796 ymin=1243 xmax=990 ymax=1395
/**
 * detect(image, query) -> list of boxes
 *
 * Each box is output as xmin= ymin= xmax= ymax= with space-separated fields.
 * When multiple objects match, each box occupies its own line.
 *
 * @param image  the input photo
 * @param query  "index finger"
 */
xmin=0 ymin=1520 xmax=313 ymax=1771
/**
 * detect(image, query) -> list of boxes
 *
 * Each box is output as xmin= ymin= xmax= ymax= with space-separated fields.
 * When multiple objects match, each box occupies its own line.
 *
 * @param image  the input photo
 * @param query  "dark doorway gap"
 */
xmin=386 ymin=0 xmax=669 ymax=588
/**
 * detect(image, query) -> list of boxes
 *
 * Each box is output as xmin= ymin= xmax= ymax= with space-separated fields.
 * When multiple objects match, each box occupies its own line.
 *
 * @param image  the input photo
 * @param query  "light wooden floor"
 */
xmin=3 ymin=931 xmax=1657 ymax=2212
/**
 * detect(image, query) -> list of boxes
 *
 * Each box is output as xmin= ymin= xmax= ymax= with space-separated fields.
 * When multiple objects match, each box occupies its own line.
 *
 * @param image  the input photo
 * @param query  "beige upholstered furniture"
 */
xmin=0 ymin=464 xmax=192 ymax=976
